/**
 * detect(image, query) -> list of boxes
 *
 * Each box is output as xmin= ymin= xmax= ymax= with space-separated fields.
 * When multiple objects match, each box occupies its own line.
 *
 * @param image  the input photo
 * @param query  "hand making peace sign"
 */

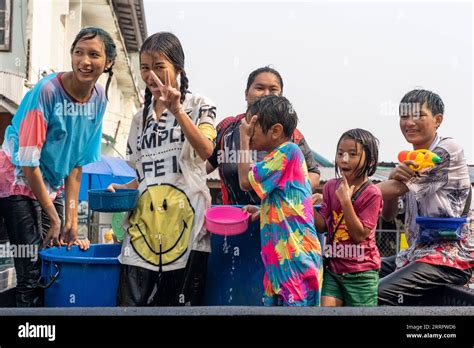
xmin=150 ymin=70 xmax=183 ymax=115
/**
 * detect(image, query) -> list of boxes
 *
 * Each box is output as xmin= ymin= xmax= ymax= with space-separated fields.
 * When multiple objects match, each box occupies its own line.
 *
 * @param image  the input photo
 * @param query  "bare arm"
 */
xmin=379 ymin=161 xmax=415 ymax=202
xmin=107 ymin=178 xmax=139 ymax=192
xmin=238 ymin=115 xmax=257 ymax=191
xmin=62 ymin=167 xmax=82 ymax=247
xmin=340 ymin=198 xmax=370 ymax=243
xmin=377 ymin=180 xmax=408 ymax=221
xmin=308 ymin=172 xmax=320 ymax=193
xmin=238 ymin=131 xmax=252 ymax=192
xmin=174 ymin=109 xmax=214 ymax=160
xmin=381 ymin=197 xmax=399 ymax=222
xmin=22 ymin=166 xmax=61 ymax=247
xmin=297 ymin=136 xmax=319 ymax=193
xmin=377 ymin=162 xmax=415 ymax=221
xmin=335 ymin=176 xmax=369 ymax=243
xmin=377 ymin=179 xmax=409 ymax=201
xmin=314 ymin=209 xmax=327 ymax=232
xmin=206 ymin=161 xmax=216 ymax=174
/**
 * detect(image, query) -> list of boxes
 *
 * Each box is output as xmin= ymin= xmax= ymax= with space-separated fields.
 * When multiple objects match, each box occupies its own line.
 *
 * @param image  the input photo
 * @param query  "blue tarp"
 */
xmin=79 ymin=155 xmax=136 ymax=201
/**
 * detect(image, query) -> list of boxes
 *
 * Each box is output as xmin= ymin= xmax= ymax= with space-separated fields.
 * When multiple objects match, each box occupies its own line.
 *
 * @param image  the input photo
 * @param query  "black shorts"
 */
xmin=118 ymin=250 xmax=209 ymax=306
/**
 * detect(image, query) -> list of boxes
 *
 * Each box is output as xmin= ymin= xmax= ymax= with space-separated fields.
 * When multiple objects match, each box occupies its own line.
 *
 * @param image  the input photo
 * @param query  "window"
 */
xmin=0 ymin=0 xmax=12 ymax=51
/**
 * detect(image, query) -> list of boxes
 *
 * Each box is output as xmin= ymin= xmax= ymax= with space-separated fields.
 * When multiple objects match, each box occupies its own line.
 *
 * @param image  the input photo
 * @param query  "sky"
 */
xmin=143 ymin=0 xmax=473 ymax=164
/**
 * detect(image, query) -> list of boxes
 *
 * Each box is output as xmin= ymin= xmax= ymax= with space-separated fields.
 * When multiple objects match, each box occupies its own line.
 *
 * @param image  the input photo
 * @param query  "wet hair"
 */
xmin=245 ymin=66 xmax=284 ymax=95
xmin=399 ymin=89 xmax=444 ymax=116
xmin=246 ymin=95 xmax=297 ymax=138
xmin=70 ymin=27 xmax=117 ymax=100
xmin=140 ymin=32 xmax=188 ymax=130
xmin=335 ymin=128 xmax=379 ymax=178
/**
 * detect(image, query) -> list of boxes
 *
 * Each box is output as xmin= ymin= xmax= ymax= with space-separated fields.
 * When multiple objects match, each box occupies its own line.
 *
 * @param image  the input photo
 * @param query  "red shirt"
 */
xmin=320 ymin=179 xmax=383 ymax=274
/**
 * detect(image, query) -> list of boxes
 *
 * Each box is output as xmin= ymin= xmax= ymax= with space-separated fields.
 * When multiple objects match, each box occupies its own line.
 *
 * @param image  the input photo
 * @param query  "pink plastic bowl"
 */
xmin=205 ymin=206 xmax=250 ymax=236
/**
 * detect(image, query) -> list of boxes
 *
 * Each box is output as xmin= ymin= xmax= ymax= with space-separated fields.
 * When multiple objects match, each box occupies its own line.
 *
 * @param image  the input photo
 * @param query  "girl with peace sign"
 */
xmin=108 ymin=32 xmax=217 ymax=306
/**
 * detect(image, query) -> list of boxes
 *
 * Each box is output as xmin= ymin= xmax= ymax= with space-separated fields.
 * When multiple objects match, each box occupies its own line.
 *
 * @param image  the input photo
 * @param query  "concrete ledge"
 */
xmin=1 ymin=306 xmax=474 ymax=316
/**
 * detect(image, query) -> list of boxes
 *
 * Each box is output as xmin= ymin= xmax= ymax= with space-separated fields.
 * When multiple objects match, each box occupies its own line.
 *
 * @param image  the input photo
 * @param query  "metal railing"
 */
xmin=376 ymin=228 xmax=401 ymax=257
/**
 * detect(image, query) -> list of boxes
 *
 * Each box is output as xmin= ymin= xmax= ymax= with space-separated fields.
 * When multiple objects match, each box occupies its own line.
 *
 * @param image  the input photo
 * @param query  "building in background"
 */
xmin=0 ymin=0 xmax=147 ymax=157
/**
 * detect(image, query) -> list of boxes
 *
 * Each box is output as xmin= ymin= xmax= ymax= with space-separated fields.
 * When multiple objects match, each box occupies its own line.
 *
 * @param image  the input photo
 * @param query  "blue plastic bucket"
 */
xmin=416 ymin=217 xmax=467 ymax=243
xmin=203 ymin=205 xmax=325 ymax=306
xmin=39 ymin=244 xmax=122 ymax=307
xmin=88 ymin=189 xmax=139 ymax=212
xmin=204 ymin=219 xmax=265 ymax=305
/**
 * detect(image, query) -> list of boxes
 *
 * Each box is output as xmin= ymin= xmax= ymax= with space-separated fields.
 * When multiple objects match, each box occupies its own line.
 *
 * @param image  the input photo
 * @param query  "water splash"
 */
xmin=228 ymin=288 xmax=233 ymax=304
xmin=222 ymin=236 xmax=230 ymax=254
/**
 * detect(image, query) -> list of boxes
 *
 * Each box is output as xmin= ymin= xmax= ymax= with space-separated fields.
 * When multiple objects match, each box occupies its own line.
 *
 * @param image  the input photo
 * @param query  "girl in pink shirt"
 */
xmin=315 ymin=128 xmax=383 ymax=306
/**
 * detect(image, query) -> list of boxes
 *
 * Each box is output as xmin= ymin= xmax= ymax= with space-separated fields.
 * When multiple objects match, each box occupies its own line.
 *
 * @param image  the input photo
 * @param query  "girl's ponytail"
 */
xmin=142 ymin=87 xmax=153 ymax=135
xmin=179 ymin=70 xmax=188 ymax=104
xmin=104 ymin=66 xmax=114 ymax=101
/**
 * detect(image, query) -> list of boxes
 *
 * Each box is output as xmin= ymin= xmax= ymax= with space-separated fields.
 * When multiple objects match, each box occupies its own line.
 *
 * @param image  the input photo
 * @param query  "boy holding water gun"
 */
xmin=378 ymin=89 xmax=474 ymax=305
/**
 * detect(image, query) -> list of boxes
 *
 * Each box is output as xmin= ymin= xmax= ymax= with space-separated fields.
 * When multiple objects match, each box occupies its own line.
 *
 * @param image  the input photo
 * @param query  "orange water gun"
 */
xmin=398 ymin=149 xmax=441 ymax=172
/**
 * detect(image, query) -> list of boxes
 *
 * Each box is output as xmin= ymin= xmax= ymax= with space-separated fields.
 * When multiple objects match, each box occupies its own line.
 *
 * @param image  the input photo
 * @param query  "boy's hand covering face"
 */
xmin=240 ymin=114 xmax=258 ymax=140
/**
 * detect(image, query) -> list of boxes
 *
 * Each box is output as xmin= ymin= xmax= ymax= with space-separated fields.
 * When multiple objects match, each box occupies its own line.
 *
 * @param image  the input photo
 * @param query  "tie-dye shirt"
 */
xmin=0 ymin=72 xmax=106 ymax=200
xmin=249 ymin=141 xmax=323 ymax=306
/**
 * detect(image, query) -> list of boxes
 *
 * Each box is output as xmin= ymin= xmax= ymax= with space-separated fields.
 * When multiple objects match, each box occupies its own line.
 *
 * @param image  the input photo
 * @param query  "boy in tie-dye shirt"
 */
xmin=238 ymin=95 xmax=323 ymax=306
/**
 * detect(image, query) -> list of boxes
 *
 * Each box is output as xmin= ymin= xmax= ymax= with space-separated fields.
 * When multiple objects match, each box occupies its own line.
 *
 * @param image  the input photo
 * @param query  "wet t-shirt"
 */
xmin=397 ymin=135 xmax=474 ymax=270
xmin=120 ymin=93 xmax=216 ymax=272
xmin=0 ymin=72 xmax=106 ymax=200
xmin=249 ymin=141 xmax=323 ymax=306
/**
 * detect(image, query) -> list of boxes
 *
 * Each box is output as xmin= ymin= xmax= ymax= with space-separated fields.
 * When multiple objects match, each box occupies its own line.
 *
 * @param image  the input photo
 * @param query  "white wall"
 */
xmin=30 ymin=0 xmax=69 ymax=82
xmin=0 ymin=0 xmax=28 ymax=75
xmin=63 ymin=0 xmax=82 ymax=72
